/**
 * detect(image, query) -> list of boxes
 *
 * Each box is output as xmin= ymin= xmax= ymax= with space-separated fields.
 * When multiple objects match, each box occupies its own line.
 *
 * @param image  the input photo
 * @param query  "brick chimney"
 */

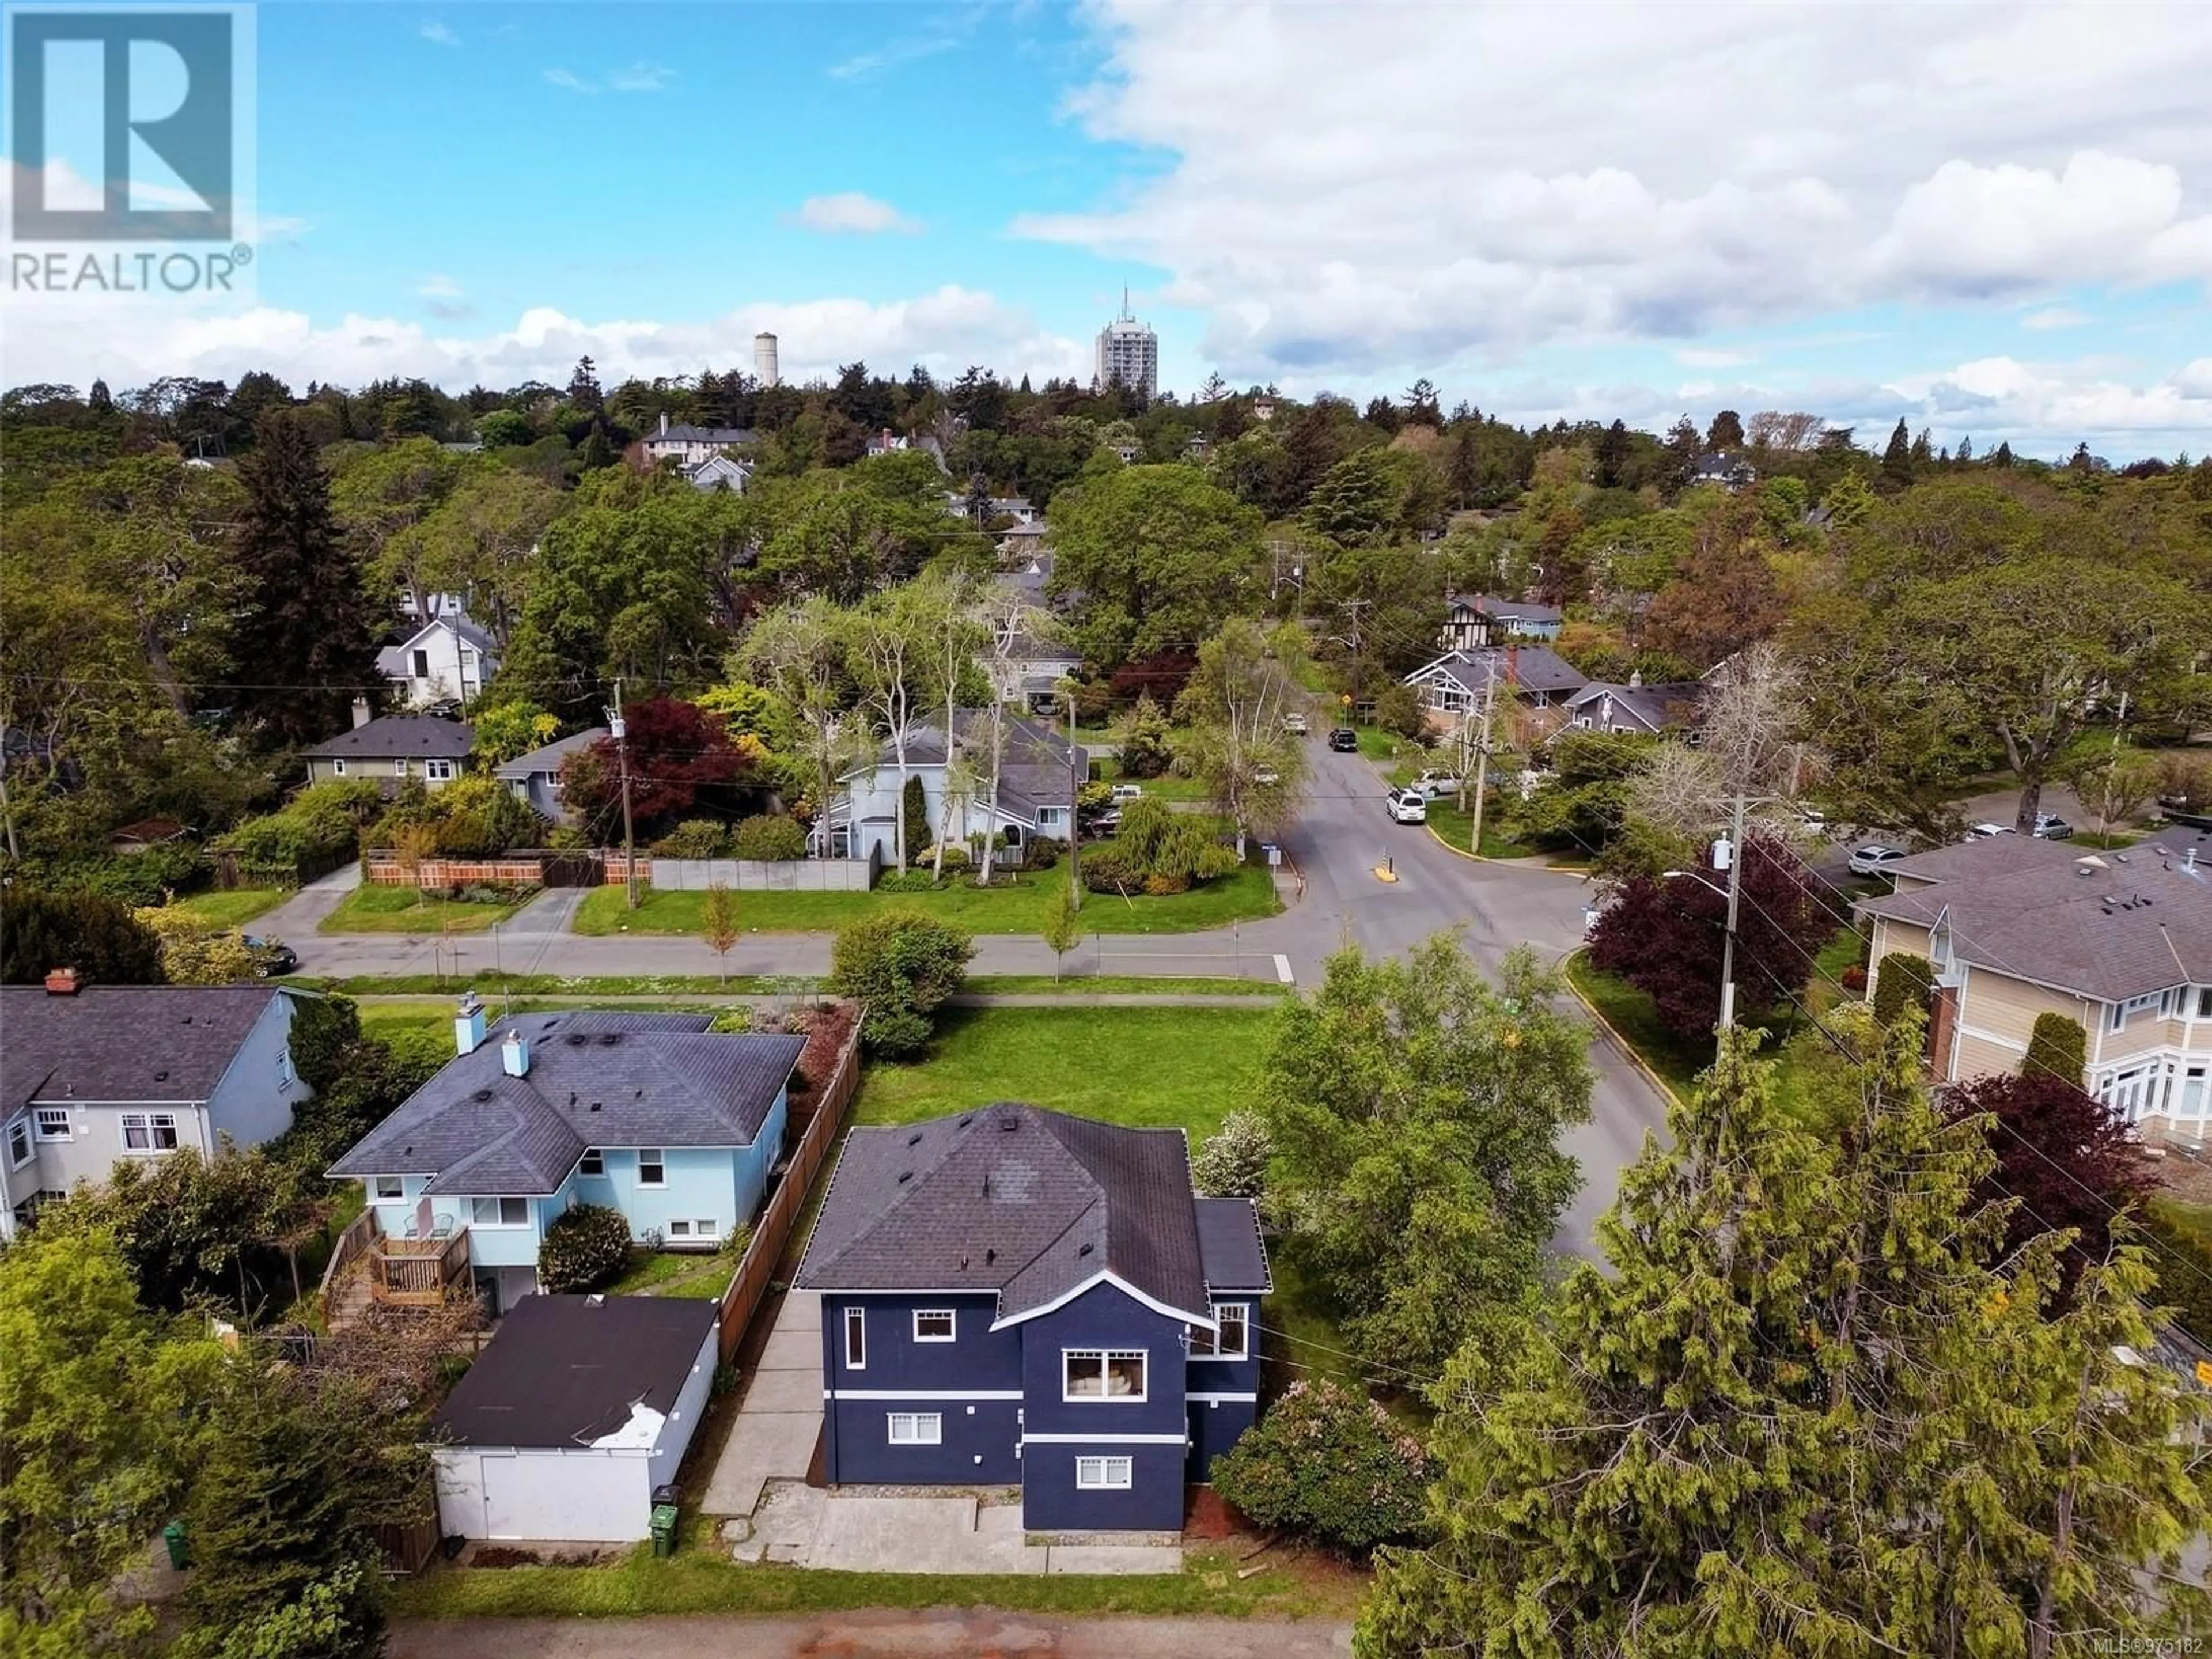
xmin=44 ymin=967 xmax=81 ymax=995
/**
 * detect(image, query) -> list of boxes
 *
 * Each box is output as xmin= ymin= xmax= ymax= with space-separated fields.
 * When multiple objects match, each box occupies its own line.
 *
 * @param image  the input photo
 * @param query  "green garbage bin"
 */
xmin=649 ymin=1503 xmax=679 ymax=1558
xmin=162 ymin=1520 xmax=190 ymax=1570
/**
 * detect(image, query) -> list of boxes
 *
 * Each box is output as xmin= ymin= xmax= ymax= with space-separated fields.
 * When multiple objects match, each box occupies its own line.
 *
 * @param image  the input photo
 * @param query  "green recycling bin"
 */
xmin=649 ymin=1503 xmax=679 ymax=1558
xmin=162 ymin=1520 xmax=190 ymax=1570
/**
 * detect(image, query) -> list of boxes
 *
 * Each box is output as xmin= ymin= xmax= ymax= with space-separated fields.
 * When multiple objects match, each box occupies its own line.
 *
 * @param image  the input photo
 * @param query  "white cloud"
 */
xmin=1675 ymin=347 xmax=1758 ymax=368
xmin=419 ymin=21 xmax=459 ymax=47
xmin=1019 ymin=2 xmax=2212 ymax=388
xmin=605 ymin=62 xmax=675 ymax=93
xmin=789 ymin=192 xmax=922 ymax=235
xmin=543 ymin=68 xmax=594 ymax=94
xmin=415 ymin=275 xmax=471 ymax=320
xmin=2021 ymin=306 xmax=2093 ymax=330
xmin=827 ymin=32 xmax=961 ymax=80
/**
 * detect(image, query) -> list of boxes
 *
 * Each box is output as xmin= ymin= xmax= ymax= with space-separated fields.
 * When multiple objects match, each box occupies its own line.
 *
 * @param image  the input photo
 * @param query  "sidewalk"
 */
xmin=699 ymin=1290 xmax=823 ymax=1522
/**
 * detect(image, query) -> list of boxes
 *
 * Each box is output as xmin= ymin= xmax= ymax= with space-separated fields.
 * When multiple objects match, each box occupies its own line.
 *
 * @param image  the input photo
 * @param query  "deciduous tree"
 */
xmin=1048 ymin=465 xmax=1263 ymax=669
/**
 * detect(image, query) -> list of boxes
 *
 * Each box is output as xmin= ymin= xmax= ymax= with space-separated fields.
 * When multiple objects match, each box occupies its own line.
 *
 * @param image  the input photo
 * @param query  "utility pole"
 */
xmin=1338 ymin=599 xmax=1369 ymax=711
xmin=1468 ymin=673 xmax=1497 ymax=853
xmin=1063 ymin=683 xmax=1083 ymax=910
xmin=605 ymin=679 xmax=638 ymax=911
xmin=1718 ymin=790 xmax=1748 ymax=1031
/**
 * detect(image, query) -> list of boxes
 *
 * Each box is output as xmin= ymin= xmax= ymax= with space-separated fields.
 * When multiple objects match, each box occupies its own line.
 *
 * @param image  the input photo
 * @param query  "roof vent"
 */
xmin=154 ymin=1070 xmax=168 ymax=1081
xmin=566 ymin=1033 xmax=590 ymax=1046
xmin=589 ymin=1101 xmax=601 ymax=1112
xmin=997 ymin=1109 xmax=1021 ymax=1132
xmin=1077 ymin=1243 xmax=1094 ymax=1257
xmin=471 ymin=1088 xmax=494 ymax=1103
xmin=897 ymin=1171 xmax=913 ymax=1184
xmin=957 ymin=1114 xmax=974 ymax=1128
xmin=984 ymin=1248 xmax=996 ymax=1264
xmin=907 ymin=1132 xmax=924 ymax=1146
xmin=598 ymin=1032 xmax=622 ymax=1047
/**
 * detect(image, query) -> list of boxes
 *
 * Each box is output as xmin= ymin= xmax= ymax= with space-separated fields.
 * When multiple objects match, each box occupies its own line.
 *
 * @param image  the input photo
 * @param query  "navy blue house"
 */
xmin=794 ymin=1103 xmax=1270 ymax=1533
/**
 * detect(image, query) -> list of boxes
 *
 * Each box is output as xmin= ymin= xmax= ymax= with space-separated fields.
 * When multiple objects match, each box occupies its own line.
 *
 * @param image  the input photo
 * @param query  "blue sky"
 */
xmin=7 ymin=1 xmax=2211 ymax=457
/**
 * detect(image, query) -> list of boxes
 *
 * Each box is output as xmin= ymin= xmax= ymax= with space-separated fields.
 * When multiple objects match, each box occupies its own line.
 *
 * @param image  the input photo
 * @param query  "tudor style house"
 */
xmin=1439 ymin=592 xmax=1564 ymax=652
xmin=821 ymin=713 xmax=1085 ymax=866
xmin=327 ymin=1001 xmax=805 ymax=1312
xmin=302 ymin=704 xmax=474 ymax=793
xmin=796 ymin=1103 xmax=1270 ymax=1533
xmin=1402 ymin=644 xmax=1587 ymax=734
xmin=1855 ymin=831 xmax=2212 ymax=1132
xmin=1 ymin=982 xmax=313 ymax=1240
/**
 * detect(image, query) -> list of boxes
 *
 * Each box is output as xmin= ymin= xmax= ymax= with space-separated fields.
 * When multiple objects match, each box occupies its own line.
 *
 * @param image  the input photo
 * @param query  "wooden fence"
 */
xmin=363 ymin=852 xmax=547 ymax=888
xmin=317 ymin=1208 xmax=377 ymax=1312
xmin=717 ymin=1017 xmax=864 ymax=1363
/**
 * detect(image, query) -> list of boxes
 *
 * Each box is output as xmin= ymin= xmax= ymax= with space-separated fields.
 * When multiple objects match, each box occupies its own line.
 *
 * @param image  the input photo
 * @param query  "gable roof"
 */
xmin=1881 ymin=834 xmax=2077 ymax=889
xmin=1445 ymin=592 xmax=1563 ymax=626
xmin=303 ymin=714 xmax=475 ymax=761
xmin=493 ymin=727 xmax=607 ymax=780
xmin=1566 ymin=680 xmax=1707 ymax=732
xmin=327 ymin=1012 xmax=805 ymax=1194
xmin=795 ymin=1102 xmax=1219 ymax=1325
xmin=429 ymin=1294 xmax=717 ymax=1448
xmin=1406 ymin=646 xmax=1586 ymax=698
xmin=2 ymin=985 xmax=289 ymax=1111
xmin=845 ymin=711 xmax=1085 ymax=823
xmin=1855 ymin=847 xmax=2212 ymax=1002
xmin=643 ymin=423 xmax=755 ymax=446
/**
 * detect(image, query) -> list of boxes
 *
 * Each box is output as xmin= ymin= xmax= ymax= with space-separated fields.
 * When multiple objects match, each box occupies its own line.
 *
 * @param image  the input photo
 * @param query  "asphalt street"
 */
xmin=277 ymin=737 xmax=1672 ymax=1252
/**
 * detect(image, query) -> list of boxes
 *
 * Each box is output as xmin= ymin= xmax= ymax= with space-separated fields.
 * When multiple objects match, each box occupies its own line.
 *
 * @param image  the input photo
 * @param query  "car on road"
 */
xmin=1410 ymin=768 xmax=1464 ymax=800
xmin=1847 ymin=843 xmax=1907 ymax=876
xmin=241 ymin=934 xmax=298 ymax=976
xmin=2031 ymin=812 xmax=2073 ymax=840
xmin=1282 ymin=713 xmax=1308 ymax=736
xmin=1386 ymin=788 xmax=1428 ymax=825
xmin=1966 ymin=821 xmax=2014 ymax=840
xmin=1328 ymin=728 xmax=1359 ymax=752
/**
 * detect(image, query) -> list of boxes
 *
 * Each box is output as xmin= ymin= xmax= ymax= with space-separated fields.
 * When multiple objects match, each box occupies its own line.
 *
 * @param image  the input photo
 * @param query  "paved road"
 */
xmin=389 ymin=1613 xmax=1353 ymax=1659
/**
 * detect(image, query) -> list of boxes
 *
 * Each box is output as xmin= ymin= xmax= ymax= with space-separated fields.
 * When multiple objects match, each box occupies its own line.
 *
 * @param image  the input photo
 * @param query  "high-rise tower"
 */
xmin=1094 ymin=288 xmax=1157 ymax=399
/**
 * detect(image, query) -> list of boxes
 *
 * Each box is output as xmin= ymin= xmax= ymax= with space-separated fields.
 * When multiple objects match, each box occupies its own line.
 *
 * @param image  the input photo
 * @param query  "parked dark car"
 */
xmin=1328 ymin=728 xmax=1359 ymax=752
xmin=241 ymin=934 xmax=298 ymax=976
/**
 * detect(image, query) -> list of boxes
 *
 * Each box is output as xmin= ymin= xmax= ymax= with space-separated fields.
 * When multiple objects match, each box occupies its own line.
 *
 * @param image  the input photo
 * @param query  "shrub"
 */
xmin=876 ymin=871 xmax=940 ymax=894
xmin=219 ymin=778 xmax=384 ymax=869
xmin=830 ymin=908 xmax=975 ymax=1059
xmin=1025 ymin=840 xmax=1059 ymax=870
xmin=137 ymin=906 xmax=260 ymax=985
xmin=1191 ymin=1110 xmax=1272 ymax=1198
xmin=1872 ymin=952 xmax=1936 ymax=1028
xmin=2024 ymin=1012 xmax=2088 ymax=1086
xmin=0 ymin=888 xmax=166 ymax=984
xmin=1373 ymin=680 xmax=1428 ymax=741
xmin=2144 ymin=1200 xmax=2212 ymax=1353
xmin=901 ymin=774 xmax=929 ymax=858
xmin=537 ymin=1203 xmax=633 ymax=1293
xmin=51 ymin=843 xmax=209 ymax=907
xmin=1142 ymin=872 xmax=1189 ymax=896
xmin=1840 ymin=964 xmax=1868 ymax=995
xmin=732 ymin=814 xmax=807 ymax=862
xmin=652 ymin=819 xmax=730 ymax=859
xmin=933 ymin=843 xmax=971 ymax=873
xmin=1115 ymin=692 xmax=1176 ymax=779
xmin=707 ymin=1007 xmax=752 ymax=1033
xmin=1209 ymin=1379 xmax=1433 ymax=1554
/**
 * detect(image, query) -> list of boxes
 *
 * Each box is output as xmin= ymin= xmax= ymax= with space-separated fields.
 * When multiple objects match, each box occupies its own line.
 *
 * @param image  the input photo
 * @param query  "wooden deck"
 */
xmin=370 ymin=1228 xmax=472 ymax=1305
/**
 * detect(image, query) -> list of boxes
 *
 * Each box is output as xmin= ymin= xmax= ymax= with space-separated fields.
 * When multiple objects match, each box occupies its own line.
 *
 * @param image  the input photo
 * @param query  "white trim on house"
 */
xmin=887 ymin=1412 xmax=942 ymax=1445
xmin=1075 ymin=1455 xmax=1134 ymax=1490
xmin=825 ymin=1389 xmax=1025 ymax=1401
xmin=1062 ymin=1347 xmax=1149 ymax=1403
xmin=1018 ymin=1433 xmax=1190 ymax=1445
xmin=1186 ymin=1392 xmax=1259 ymax=1405
xmin=912 ymin=1309 xmax=957 ymax=1342
xmin=844 ymin=1305 xmax=867 ymax=1371
xmin=987 ymin=1268 xmax=1214 ymax=1334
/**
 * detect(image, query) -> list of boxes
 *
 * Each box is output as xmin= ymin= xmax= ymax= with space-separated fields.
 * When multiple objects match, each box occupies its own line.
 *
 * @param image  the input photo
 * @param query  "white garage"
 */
xmin=430 ymin=1294 xmax=719 ymax=1543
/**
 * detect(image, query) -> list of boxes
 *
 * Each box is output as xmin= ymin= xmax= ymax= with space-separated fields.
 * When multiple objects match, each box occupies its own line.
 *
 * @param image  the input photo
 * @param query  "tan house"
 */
xmin=1855 ymin=834 xmax=2212 ymax=1132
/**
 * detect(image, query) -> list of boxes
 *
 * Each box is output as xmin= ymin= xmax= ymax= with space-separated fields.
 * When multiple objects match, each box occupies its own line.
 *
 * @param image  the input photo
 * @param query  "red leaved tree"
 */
xmin=560 ymin=697 xmax=762 ymax=840
xmin=1586 ymin=830 xmax=1833 ymax=1039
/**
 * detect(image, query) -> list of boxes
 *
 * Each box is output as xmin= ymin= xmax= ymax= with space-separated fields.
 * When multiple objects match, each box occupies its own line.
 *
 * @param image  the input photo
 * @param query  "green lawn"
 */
xmin=1355 ymin=724 xmax=1420 ymax=764
xmin=1423 ymin=799 xmax=1541 ymax=859
xmin=389 ymin=1532 xmax=1358 ymax=1620
xmin=857 ymin=1006 xmax=1272 ymax=1140
xmin=574 ymin=866 xmax=1279 ymax=937
xmin=601 ymin=1243 xmax=741 ymax=1300
xmin=1564 ymin=954 xmax=1707 ymax=1101
xmin=287 ymin=971 xmax=1274 ymax=999
xmin=967 ymin=974 xmax=1287 ymax=997
xmin=173 ymin=888 xmax=286 ymax=929
xmin=1103 ymin=761 xmax=1210 ymax=801
xmin=320 ymin=883 xmax=531 ymax=934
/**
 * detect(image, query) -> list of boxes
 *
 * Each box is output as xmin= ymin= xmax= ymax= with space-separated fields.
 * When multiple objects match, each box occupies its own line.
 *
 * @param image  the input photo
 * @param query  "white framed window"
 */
xmin=33 ymin=1107 xmax=71 ymax=1141
xmin=121 ymin=1112 xmax=179 ymax=1152
xmin=1189 ymin=1302 xmax=1249 ymax=1360
xmin=2110 ymin=992 xmax=2160 ymax=1033
xmin=691 ymin=1219 xmax=718 ymax=1240
xmin=579 ymin=1148 xmax=604 ymax=1176
xmin=2198 ymin=986 xmax=2212 ymax=1019
xmin=1075 ymin=1455 xmax=1133 ymax=1490
xmin=1064 ymin=1349 xmax=1146 ymax=1401
xmin=330 ymin=757 xmax=346 ymax=776
xmin=6 ymin=1118 xmax=31 ymax=1170
xmin=637 ymin=1149 xmax=666 ymax=1187
xmin=277 ymin=1048 xmax=295 ymax=1087
xmin=887 ymin=1412 xmax=942 ymax=1445
xmin=844 ymin=1306 xmax=866 ymax=1370
xmin=426 ymin=759 xmax=455 ymax=782
xmin=669 ymin=1220 xmax=692 ymax=1237
xmin=470 ymin=1195 xmax=530 ymax=1228
xmin=373 ymin=1176 xmax=404 ymax=1200
xmin=913 ymin=1309 xmax=956 ymax=1342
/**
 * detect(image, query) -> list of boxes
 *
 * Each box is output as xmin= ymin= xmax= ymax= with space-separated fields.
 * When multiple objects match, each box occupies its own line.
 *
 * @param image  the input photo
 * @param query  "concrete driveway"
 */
xmin=701 ymin=1290 xmax=824 ymax=1520
xmin=390 ymin=1613 xmax=1354 ymax=1659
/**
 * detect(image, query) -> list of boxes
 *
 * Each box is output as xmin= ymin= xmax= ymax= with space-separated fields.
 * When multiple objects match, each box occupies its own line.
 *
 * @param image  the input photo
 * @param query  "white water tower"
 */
xmin=753 ymin=331 xmax=779 ymax=388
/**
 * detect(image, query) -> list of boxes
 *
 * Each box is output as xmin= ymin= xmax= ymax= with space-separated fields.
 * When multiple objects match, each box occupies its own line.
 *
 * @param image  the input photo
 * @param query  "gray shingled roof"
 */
xmin=2 ymin=985 xmax=288 ymax=1109
xmin=327 ymin=1012 xmax=805 ymax=1194
xmin=1411 ymin=646 xmax=1586 ymax=698
xmin=1566 ymin=680 xmax=1707 ymax=732
xmin=1194 ymin=1198 xmax=1271 ymax=1293
xmin=1447 ymin=592 xmax=1563 ymax=626
xmin=644 ymin=423 xmax=756 ymax=446
xmin=430 ymin=1294 xmax=717 ymax=1448
xmin=1883 ymin=835 xmax=2077 ymax=888
xmin=493 ymin=727 xmax=607 ymax=779
xmin=849 ymin=712 xmax=1085 ymax=825
xmin=303 ymin=714 xmax=475 ymax=760
xmin=1855 ymin=847 xmax=2212 ymax=1001
xmin=795 ymin=1103 xmax=1212 ymax=1324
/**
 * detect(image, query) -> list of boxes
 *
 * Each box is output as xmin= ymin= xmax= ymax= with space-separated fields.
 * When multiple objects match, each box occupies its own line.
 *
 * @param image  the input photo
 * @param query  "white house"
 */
xmin=1402 ymin=646 xmax=1588 ymax=733
xmin=428 ymin=1294 xmax=719 ymax=1543
xmin=639 ymin=413 xmax=756 ymax=468
xmin=822 ymin=712 xmax=1084 ymax=866
xmin=682 ymin=453 xmax=753 ymax=494
xmin=377 ymin=614 xmax=497 ymax=709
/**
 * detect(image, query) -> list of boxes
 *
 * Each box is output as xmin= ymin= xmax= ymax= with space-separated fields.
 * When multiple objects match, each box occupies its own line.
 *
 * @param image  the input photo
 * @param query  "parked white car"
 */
xmin=1387 ymin=788 xmax=1428 ymax=825
xmin=1110 ymin=783 xmax=1145 ymax=803
xmin=1848 ymin=843 xmax=1907 ymax=876
xmin=1966 ymin=821 xmax=2013 ymax=840
xmin=1282 ymin=713 xmax=1309 ymax=736
xmin=1410 ymin=768 xmax=1464 ymax=800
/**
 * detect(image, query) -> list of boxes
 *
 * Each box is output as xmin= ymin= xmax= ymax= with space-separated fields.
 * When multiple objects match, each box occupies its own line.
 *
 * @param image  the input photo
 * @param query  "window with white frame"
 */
xmin=33 ymin=1107 xmax=71 ymax=1141
xmin=2199 ymin=986 xmax=2212 ymax=1019
xmin=1064 ymin=1349 xmax=1146 ymax=1400
xmin=844 ymin=1306 xmax=866 ymax=1370
xmin=1075 ymin=1455 xmax=1133 ymax=1490
xmin=913 ymin=1309 xmax=956 ymax=1342
xmin=330 ymin=757 xmax=346 ymax=776
xmin=637 ymin=1148 xmax=666 ymax=1187
xmin=277 ymin=1048 xmax=294 ymax=1088
xmin=6 ymin=1118 xmax=31 ymax=1169
xmin=373 ymin=1176 xmax=404 ymax=1200
xmin=579 ymin=1147 xmax=604 ymax=1176
xmin=1188 ymin=1303 xmax=1249 ymax=1359
xmin=2110 ymin=993 xmax=2160 ymax=1033
xmin=470 ymin=1195 xmax=530 ymax=1227
xmin=120 ymin=1112 xmax=179 ymax=1152
xmin=427 ymin=759 xmax=455 ymax=782
xmin=666 ymin=1219 xmax=719 ymax=1240
xmin=887 ymin=1412 xmax=942 ymax=1445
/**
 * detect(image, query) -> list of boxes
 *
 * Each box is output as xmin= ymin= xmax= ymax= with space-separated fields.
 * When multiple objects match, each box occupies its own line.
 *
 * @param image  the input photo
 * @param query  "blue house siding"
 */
xmin=1016 ymin=1283 xmax=1195 ymax=1532
xmin=1021 ymin=1441 xmax=1187 ymax=1533
xmin=820 ymin=1294 xmax=1021 ymax=1487
xmin=1185 ymin=1301 xmax=1260 ymax=1479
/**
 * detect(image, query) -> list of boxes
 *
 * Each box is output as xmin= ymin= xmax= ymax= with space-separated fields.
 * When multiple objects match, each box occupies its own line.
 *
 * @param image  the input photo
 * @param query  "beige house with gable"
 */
xmin=1855 ymin=827 xmax=2212 ymax=1132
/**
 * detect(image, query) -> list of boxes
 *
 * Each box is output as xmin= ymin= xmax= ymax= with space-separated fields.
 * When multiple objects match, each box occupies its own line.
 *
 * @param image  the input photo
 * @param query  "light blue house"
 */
xmin=328 ymin=999 xmax=805 ymax=1312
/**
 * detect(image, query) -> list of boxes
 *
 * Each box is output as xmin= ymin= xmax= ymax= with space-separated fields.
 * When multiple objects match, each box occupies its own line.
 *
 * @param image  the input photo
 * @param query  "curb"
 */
xmin=1556 ymin=947 xmax=1685 ymax=1106
xmin=1423 ymin=822 xmax=1592 ymax=879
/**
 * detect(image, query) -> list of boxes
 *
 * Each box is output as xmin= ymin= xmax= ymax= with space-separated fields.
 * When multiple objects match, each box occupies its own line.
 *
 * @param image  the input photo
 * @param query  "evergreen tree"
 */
xmin=1592 ymin=418 xmax=1631 ymax=488
xmin=1881 ymin=416 xmax=1914 ymax=485
xmin=1956 ymin=433 xmax=1975 ymax=463
xmin=565 ymin=354 xmax=603 ymax=414
xmin=2023 ymin=1010 xmax=2086 ymax=1086
xmin=0 ymin=889 xmax=165 ymax=984
xmin=1909 ymin=426 xmax=1934 ymax=466
xmin=229 ymin=412 xmax=377 ymax=745
xmin=1992 ymin=439 xmax=2016 ymax=467
xmin=88 ymin=376 xmax=113 ymax=414
xmin=1705 ymin=408 xmax=1744 ymax=450
xmin=1359 ymin=1019 xmax=2210 ymax=1657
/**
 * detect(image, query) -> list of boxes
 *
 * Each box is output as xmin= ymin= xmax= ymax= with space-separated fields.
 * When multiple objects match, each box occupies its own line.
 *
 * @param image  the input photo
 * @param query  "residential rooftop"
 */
xmin=2 ymin=984 xmax=290 ymax=1110
xmin=429 ymin=1294 xmax=717 ymax=1448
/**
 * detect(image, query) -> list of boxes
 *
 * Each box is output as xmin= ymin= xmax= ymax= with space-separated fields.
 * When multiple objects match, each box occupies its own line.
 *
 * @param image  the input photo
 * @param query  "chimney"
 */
xmin=658 ymin=411 xmax=669 ymax=437
xmin=44 ymin=967 xmax=81 ymax=995
xmin=454 ymin=993 xmax=487 ymax=1056
xmin=502 ymin=1031 xmax=531 ymax=1078
xmin=350 ymin=695 xmax=373 ymax=729
xmin=1628 ymin=669 xmax=1643 ymax=690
